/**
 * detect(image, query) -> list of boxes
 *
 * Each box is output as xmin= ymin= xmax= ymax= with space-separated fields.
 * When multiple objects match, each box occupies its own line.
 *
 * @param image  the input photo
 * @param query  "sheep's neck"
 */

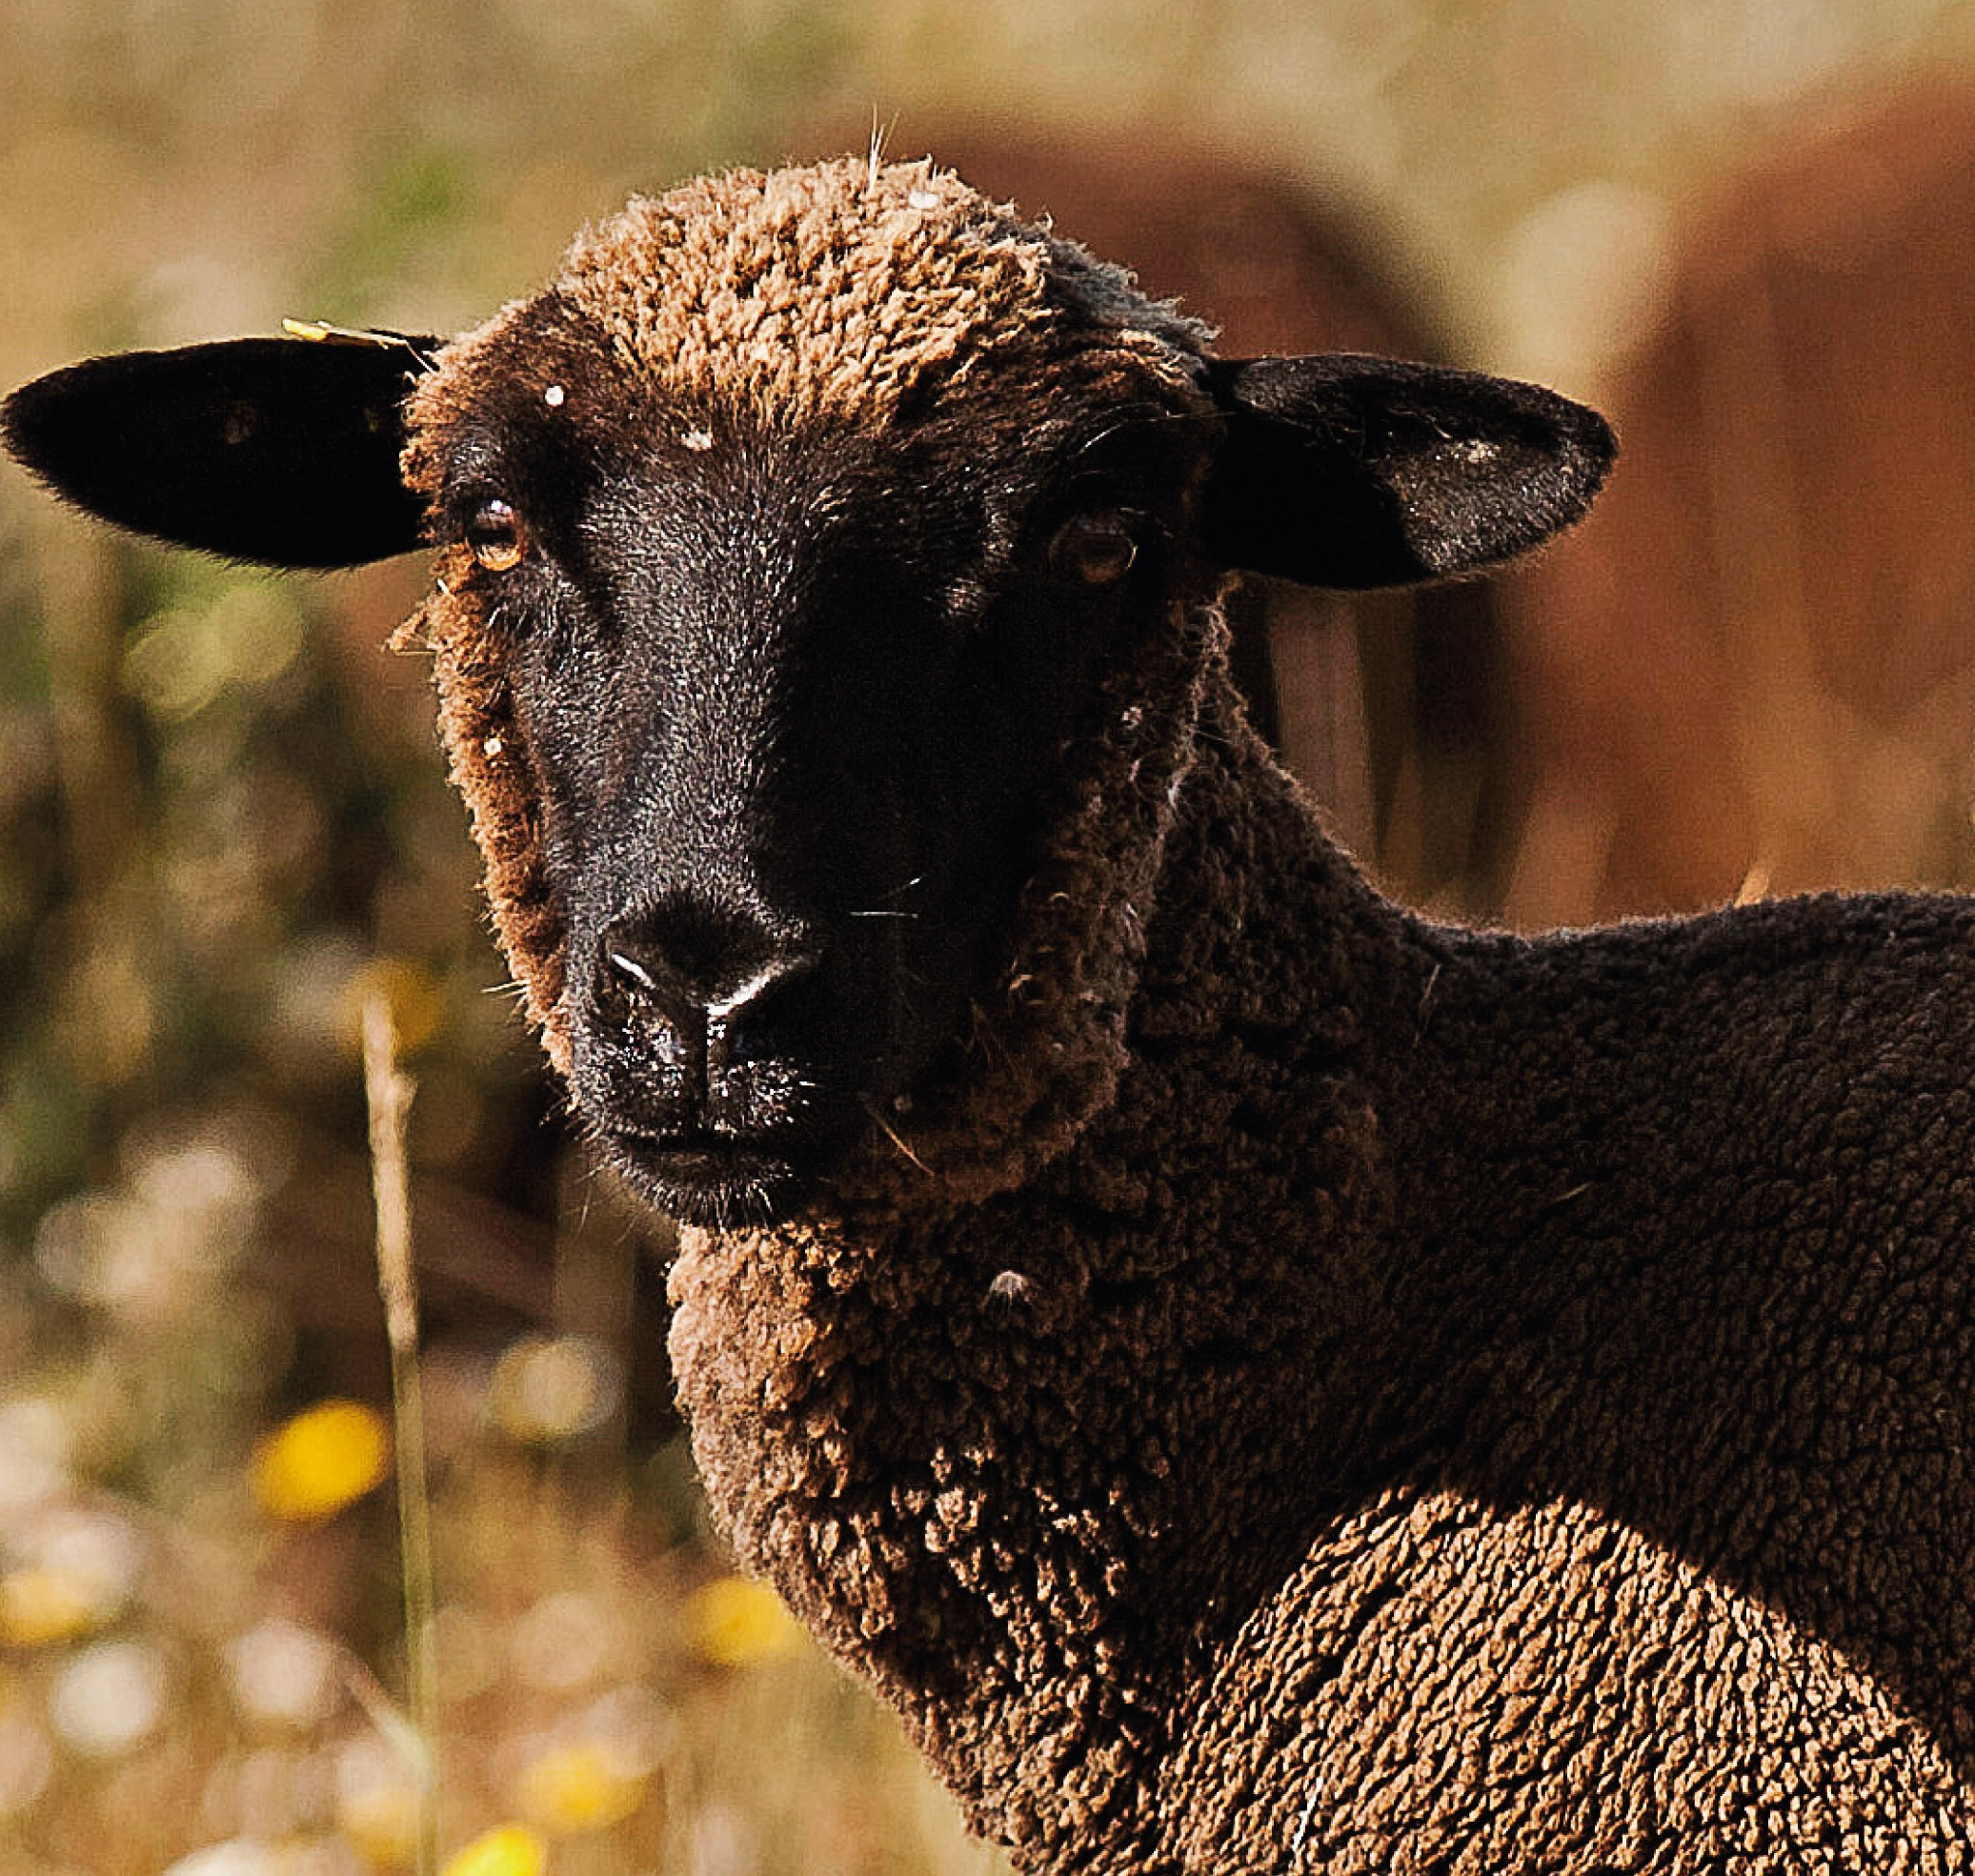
xmin=666 ymin=675 xmax=1441 ymax=1864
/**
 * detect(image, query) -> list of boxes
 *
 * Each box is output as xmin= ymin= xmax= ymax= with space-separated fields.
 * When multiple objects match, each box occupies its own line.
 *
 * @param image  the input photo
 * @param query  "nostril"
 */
xmin=596 ymin=936 xmax=697 ymax=1027
xmin=706 ymin=953 xmax=816 ymax=1023
xmin=710 ymin=953 xmax=821 ymax=1067
xmin=606 ymin=944 xmax=671 ymax=1015
xmin=609 ymin=948 xmax=660 ymax=995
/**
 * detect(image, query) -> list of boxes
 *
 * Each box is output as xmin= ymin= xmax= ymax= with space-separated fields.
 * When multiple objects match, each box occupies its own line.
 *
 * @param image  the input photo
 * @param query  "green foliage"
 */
xmin=308 ymin=146 xmax=478 ymax=319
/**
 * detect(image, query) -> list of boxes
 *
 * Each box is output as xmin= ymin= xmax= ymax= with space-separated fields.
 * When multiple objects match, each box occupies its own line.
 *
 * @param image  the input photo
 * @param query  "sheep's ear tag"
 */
xmin=279 ymin=318 xmax=434 ymax=353
xmin=0 ymin=329 xmax=444 ymax=569
xmin=1200 ymin=354 xmax=1616 ymax=590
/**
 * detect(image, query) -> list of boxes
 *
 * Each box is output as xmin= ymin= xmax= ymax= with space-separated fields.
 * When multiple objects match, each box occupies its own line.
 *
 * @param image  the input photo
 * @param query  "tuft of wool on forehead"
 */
xmin=545 ymin=155 xmax=1212 ymax=424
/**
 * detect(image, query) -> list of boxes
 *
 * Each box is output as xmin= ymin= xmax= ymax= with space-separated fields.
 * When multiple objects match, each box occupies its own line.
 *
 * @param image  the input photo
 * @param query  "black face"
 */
xmin=427 ymin=363 xmax=1205 ymax=1227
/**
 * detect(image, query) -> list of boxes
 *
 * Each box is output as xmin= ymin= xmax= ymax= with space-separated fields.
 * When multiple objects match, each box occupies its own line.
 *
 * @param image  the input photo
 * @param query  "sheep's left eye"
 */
xmin=1050 ymin=511 xmax=1139 ymax=586
xmin=466 ymin=498 xmax=529 ymax=572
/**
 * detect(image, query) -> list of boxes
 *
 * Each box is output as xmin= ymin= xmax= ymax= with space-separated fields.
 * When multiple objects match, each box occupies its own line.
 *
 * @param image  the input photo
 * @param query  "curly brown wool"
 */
xmin=668 ymin=641 xmax=1975 ymax=1869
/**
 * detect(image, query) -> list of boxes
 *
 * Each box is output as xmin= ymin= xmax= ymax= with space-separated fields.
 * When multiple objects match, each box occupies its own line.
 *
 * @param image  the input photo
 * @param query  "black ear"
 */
xmin=1 ymin=333 xmax=440 ymax=568
xmin=1199 ymin=354 xmax=1615 ymax=589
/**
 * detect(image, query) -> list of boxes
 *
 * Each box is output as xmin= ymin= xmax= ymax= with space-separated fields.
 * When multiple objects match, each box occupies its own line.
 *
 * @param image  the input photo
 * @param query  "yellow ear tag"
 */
xmin=283 ymin=317 xmax=409 ymax=347
xmin=281 ymin=319 xmax=439 ymax=370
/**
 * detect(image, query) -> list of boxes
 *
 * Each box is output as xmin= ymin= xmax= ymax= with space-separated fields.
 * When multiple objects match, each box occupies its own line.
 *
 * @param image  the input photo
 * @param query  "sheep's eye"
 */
xmin=465 ymin=498 xmax=529 ymax=573
xmin=1050 ymin=511 xmax=1139 ymax=586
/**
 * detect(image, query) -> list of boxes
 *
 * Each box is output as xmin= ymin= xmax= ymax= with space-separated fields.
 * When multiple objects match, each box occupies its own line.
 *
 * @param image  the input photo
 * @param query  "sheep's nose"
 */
xmin=594 ymin=904 xmax=818 ymax=1076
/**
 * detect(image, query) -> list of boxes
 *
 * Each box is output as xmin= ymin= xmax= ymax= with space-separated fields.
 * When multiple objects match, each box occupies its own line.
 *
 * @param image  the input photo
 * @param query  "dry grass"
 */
xmin=0 ymin=1084 xmax=1008 ymax=1875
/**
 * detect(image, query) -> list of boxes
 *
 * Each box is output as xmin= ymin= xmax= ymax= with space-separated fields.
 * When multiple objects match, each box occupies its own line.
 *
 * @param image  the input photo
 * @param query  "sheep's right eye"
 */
xmin=1050 ymin=510 xmax=1139 ymax=586
xmin=465 ymin=498 xmax=529 ymax=573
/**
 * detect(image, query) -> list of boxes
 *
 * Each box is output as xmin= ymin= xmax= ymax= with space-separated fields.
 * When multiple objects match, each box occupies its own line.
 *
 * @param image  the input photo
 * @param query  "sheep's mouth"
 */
xmin=596 ymin=1121 xmax=834 ymax=1228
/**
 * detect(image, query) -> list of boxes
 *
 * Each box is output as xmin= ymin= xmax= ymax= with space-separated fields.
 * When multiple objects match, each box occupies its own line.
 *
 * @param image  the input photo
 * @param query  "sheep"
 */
xmin=8 ymin=153 xmax=1975 ymax=1872
xmin=1505 ymin=79 xmax=1975 ymax=925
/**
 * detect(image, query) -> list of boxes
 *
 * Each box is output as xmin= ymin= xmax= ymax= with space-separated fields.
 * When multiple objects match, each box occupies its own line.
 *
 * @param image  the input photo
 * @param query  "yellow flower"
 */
xmin=683 ymin=1577 xmax=805 ymax=1667
xmin=517 ymin=1742 xmax=647 ymax=1834
xmin=338 ymin=1781 xmax=420 ymax=1867
xmin=441 ymin=1824 xmax=548 ymax=1876
xmin=252 ymin=1401 xmax=391 ymax=1523
xmin=334 ymin=1737 xmax=423 ymax=1866
xmin=0 ymin=1567 xmax=106 ymax=1646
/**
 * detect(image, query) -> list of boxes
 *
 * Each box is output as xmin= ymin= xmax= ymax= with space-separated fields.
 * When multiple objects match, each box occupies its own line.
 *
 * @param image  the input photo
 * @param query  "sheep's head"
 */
xmin=2 ymin=156 xmax=1614 ymax=1229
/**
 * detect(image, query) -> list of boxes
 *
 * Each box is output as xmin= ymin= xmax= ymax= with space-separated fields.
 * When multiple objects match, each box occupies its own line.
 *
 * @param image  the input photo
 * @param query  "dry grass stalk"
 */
xmin=363 ymin=987 xmax=442 ymax=1876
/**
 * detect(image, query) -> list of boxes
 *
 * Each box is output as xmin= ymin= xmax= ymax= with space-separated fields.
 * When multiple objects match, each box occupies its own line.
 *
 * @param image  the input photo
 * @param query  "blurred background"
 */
xmin=8 ymin=2 xmax=1975 ymax=1870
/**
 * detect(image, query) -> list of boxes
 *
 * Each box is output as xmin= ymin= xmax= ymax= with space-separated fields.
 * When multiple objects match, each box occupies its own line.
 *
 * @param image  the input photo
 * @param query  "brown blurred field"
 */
xmin=9 ymin=4 xmax=1975 ymax=1871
